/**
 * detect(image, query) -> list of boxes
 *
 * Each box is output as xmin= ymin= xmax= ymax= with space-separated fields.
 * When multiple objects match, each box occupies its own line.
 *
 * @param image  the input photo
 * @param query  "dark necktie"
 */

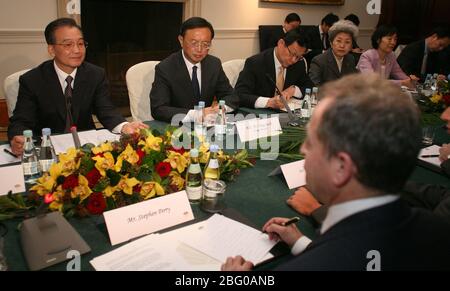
xmin=64 ymin=75 xmax=74 ymax=132
xmin=421 ymin=49 xmax=429 ymax=76
xmin=322 ymin=33 xmax=329 ymax=50
xmin=192 ymin=65 xmax=201 ymax=101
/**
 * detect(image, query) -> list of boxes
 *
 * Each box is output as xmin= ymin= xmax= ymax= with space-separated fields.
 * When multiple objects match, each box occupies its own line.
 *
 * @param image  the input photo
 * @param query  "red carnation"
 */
xmin=86 ymin=168 xmax=101 ymax=188
xmin=86 ymin=192 xmax=107 ymax=215
xmin=155 ymin=162 xmax=171 ymax=178
xmin=62 ymin=174 xmax=79 ymax=190
xmin=136 ymin=148 xmax=145 ymax=166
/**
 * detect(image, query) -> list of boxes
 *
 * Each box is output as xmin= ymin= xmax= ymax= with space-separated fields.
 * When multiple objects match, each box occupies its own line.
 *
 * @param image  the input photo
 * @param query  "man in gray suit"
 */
xmin=309 ymin=20 xmax=359 ymax=87
xmin=150 ymin=17 xmax=238 ymax=123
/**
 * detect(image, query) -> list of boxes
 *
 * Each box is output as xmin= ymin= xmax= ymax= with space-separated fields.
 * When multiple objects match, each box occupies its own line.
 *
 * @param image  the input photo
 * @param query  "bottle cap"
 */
xmin=23 ymin=130 xmax=33 ymax=138
xmin=190 ymin=148 xmax=199 ymax=158
xmin=219 ymin=100 xmax=225 ymax=106
xmin=209 ymin=144 xmax=219 ymax=153
xmin=199 ymin=101 xmax=206 ymax=108
xmin=305 ymin=88 xmax=312 ymax=94
xmin=312 ymin=87 xmax=318 ymax=93
xmin=42 ymin=128 xmax=51 ymax=136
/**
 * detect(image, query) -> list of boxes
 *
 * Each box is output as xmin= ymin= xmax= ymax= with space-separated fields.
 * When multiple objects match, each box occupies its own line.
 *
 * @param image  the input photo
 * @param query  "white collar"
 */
xmin=321 ymin=195 xmax=399 ymax=234
xmin=319 ymin=25 xmax=324 ymax=36
xmin=54 ymin=61 xmax=77 ymax=90
xmin=182 ymin=50 xmax=201 ymax=72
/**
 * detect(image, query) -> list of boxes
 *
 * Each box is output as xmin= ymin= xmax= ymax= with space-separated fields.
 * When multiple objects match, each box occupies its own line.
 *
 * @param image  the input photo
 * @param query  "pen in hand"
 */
xmin=420 ymin=155 xmax=440 ymax=158
xmin=3 ymin=148 xmax=19 ymax=159
xmin=263 ymin=217 xmax=300 ymax=234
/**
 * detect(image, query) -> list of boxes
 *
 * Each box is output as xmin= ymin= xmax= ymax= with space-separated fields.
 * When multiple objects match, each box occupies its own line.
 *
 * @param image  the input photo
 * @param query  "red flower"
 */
xmin=136 ymin=148 xmax=145 ymax=166
xmin=86 ymin=168 xmax=101 ymax=189
xmin=155 ymin=162 xmax=171 ymax=178
xmin=443 ymin=94 xmax=450 ymax=106
xmin=44 ymin=193 xmax=55 ymax=204
xmin=86 ymin=192 xmax=107 ymax=215
xmin=167 ymin=146 xmax=185 ymax=155
xmin=62 ymin=174 xmax=79 ymax=190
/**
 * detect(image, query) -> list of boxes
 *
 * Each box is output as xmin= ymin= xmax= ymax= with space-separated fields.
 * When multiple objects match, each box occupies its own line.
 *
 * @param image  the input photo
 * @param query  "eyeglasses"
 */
xmin=54 ymin=40 xmax=88 ymax=50
xmin=187 ymin=40 xmax=211 ymax=50
xmin=285 ymin=45 xmax=302 ymax=61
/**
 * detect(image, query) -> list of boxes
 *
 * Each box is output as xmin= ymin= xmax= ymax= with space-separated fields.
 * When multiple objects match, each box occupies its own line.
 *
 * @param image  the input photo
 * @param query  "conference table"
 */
xmin=2 ymin=113 xmax=450 ymax=271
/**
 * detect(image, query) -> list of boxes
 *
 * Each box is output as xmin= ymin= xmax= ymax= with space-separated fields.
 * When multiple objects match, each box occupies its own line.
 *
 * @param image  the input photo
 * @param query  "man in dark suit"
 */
xmin=222 ymin=74 xmax=450 ymax=271
xmin=235 ymin=30 xmax=313 ymax=110
xmin=302 ymin=13 xmax=339 ymax=65
xmin=150 ymin=17 xmax=238 ymax=123
xmin=260 ymin=13 xmax=301 ymax=52
xmin=397 ymin=27 xmax=450 ymax=79
xmin=8 ymin=18 xmax=146 ymax=156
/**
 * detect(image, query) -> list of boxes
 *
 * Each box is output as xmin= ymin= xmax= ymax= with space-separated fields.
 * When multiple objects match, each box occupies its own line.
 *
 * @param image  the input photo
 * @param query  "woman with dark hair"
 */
xmin=357 ymin=25 xmax=419 ymax=87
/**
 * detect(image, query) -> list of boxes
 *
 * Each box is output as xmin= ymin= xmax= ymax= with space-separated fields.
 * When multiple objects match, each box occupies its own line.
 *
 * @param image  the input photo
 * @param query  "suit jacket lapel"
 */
xmin=327 ymin=50 xmax=341 ymax=78
xmin=177 ymin=51 xmax=198 ymax=106
xmin=72 ymin=64 xmax=88 ymax=125
xmin=201 ymin=56 xmax=209 ymax=100
xmin=44 ymin=62 xmax=67 ymax=124
xmin=264 ymin=49 xmax=277 ymax=93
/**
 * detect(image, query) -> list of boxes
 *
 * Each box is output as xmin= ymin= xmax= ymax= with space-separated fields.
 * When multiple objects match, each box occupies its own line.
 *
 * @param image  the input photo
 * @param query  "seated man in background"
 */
xmin=309 ymin=20 xmax=359 ymax=87
xmin=222 ymin=74 xmax=450 ymax=271
xmin=397 ymin=27 xmax=450 ymax=80
xmin=8 ymin=18 xmax=146 ymax=156
xmin=288 ymin=106 xmax=450 ymax=222
xmin=150 ymin=17 xmax=238 ymax=123
xmin=260 ymin=13 xmax=301 ymax=52
xmin=344 ymin=14 xmax=364 ymax=54
xmin=235 ymin=30 xmax=313 ymax=110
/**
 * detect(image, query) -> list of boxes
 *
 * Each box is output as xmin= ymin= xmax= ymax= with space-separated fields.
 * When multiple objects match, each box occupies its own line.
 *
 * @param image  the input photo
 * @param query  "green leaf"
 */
xmin=107 ymin=170 xmax=121 ymax=186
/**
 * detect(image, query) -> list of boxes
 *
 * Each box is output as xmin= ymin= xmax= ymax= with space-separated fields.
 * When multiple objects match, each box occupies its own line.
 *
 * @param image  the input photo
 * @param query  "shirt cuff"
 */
xmin=112 ymin=122 xmax=128 ymax=134
xmin=255 ymin=97 xmax=270 ymax=109
xmin=291 ymin=236 xmax=312 ymax=256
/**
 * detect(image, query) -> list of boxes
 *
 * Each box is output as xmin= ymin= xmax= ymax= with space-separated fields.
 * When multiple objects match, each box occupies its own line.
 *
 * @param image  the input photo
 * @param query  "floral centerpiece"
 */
xmin=0 ymin=127 xmax=254 ymax=220
xmin=420 ymin=79 xmax=450 ymax=126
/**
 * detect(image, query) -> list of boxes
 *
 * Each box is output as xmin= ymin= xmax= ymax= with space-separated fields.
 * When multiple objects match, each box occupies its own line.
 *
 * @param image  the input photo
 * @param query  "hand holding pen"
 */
xmin=262 ymin=217 xmax=303 ymax=247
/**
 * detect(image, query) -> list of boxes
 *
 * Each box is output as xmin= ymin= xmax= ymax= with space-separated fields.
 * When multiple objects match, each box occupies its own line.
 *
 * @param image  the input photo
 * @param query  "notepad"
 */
xmin=0 ymin=164 xmax=26 ymax=195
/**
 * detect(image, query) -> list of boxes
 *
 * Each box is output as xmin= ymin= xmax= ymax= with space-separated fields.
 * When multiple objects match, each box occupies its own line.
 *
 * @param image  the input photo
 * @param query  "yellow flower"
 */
xmin=104 ymin=185 xmax=118 ymax=197
xmin=93 ymin=152 xmax=116 ymax=176
xmin=117 ymin=176 xmax=140 ymax=195
xmin=48 ymin=186 xmax=65 ymax=212
xmin=430 ymin=93 xmax=442 ymax=104
xmin=92 ymin=142 xmax=113 ymax=155
xmin=30 ymin=173 xmax=56 ymax=195
xmin=58 ymin=148 xmax=80 ymax=176
xmin=49 ymin=163 xmax=63 ymax=180
xmin=139 ymin=133 xmax=163 ymax=152
xmin=169 ymin=171 xmax=185 ymax=191
xmin=199 ymin=143 xmax=211 ymax=164
xmin=71 ymin=175 xmax=92 ymax=202
xmin=115 ymin=144 xmax=140 ymax=171
xmin=164 ymin=151 xmax=189 ymax=173
xmin=140 ymin=181 xmax=165 ymax=200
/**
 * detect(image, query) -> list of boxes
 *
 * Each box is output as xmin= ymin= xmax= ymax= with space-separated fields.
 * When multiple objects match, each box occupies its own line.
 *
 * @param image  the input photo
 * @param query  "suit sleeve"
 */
xmin=150 ymin=64 xmax=189 ymax=122
xmin=308 ymin=56 xmax=323 ymax=87
xmin=92 ymin=69 xmax=126 ymax=130
xmin=234 ymin=58 xmax=262 ymax=108
xmin=215 ymin=65 xmax=239 ymax=110
xmin=7 ymin=76 xmax=38 ymax=140
xmin=357 ymin=52 xmax=375 ymax=74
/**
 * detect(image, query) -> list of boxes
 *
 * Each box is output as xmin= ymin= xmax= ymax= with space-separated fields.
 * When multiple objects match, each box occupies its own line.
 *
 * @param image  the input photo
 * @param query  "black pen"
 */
xmin=263 ymin=217 xmax=300 ymax=234
xmin=3 ymin=148 xmax=19 ymax=158
xmin=421 ymin=155 xmax=440 ymax=158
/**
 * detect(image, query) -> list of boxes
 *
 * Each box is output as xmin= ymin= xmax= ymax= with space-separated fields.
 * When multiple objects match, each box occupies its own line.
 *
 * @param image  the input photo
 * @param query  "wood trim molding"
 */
xmin=0 ymin=30 xmax=45 ymax=44
xmin=183 ymin=0 xmax=202 ymax=19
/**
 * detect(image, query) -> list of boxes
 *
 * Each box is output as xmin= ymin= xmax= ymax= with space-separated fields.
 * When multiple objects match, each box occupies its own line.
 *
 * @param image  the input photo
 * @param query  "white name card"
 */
xmin=103 ymin=191 xmax=194 ymax=246
xmin=236 ymin=116 xmax=282 ymax=143
xmin=281 ymin=160 xmax=306 ymax=190
xmin=418 ymin=145 xmax=442 ymax=167
xmin=0 ymin=164 xmax=26 ymax=196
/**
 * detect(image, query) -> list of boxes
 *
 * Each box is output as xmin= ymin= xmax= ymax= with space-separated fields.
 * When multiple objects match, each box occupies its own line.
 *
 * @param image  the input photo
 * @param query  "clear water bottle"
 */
xmin=22 ymin=130 xmax=41 ymax=184
xmin=39 ymin=128 xmax=57 ymax=173
xmin=311 ymin=87 xmax=319 ymax=107
xmin=301 ymin=88 xmax=312 ymax=123
xmin=422 ymin=74 xmax=433 ymax=97
xmin=197 ymin=101 xmax=206 ymax=136
xmin=186 ymin=149 xmax=203 ymax=203
xmin=204 ymin=144 xmax=220 ymax=180
xmin=214 ymin=100 xmax=226 ymax=138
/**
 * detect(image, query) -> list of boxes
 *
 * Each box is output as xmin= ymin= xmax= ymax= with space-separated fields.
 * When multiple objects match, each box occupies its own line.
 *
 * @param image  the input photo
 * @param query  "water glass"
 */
xmin=201 ymin=179 xmax=226 ymax=213
xmin=422 ymin=127 xmax=435 ymax=146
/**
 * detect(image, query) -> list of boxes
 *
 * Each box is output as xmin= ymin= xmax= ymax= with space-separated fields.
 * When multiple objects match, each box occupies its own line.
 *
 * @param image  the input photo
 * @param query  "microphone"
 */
xmin=70 ymin=126 xmax=81 ymax=149
xmin=265 ymin=73 xmax=300 ymax=126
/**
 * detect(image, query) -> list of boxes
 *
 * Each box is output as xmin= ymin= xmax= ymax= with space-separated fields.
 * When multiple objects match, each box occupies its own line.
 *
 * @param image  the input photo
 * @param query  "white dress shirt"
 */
xmin=254 ymin=49 xmax=302 ymax=108
xmin=290 ymin=195 xmax=399 ymax=256
xmin=53 ymin=62 xmax=127 ymax=133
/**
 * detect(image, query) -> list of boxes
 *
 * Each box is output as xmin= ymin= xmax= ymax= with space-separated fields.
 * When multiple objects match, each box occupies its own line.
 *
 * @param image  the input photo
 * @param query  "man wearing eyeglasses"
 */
xmin=150 ymin=17 xmax=238 ymax=123
xmin=235 ymin=30 xmax=313 ymax=110
xmin=8 ymin=18 xmax=147 ymax=156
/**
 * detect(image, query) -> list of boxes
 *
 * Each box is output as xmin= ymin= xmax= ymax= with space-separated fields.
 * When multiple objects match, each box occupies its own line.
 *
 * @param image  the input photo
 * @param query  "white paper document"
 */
xmin=0 ymin=164 xmax=26 ymax=195
xmin=418 ymin=145 xmax=442 ymax=167
xmin=0 ymin=144 xmax=21 ymax=165
xmin=180 ymin=214 xmax=277 ymax=263
xmin=280 ymin=160 xmax=306 ymax=190
xmin=279 ymin=98 xmax=302 ymax=112
xmin=50 ymin=129 xmax=120 ymax=154
xmin=236 ymin=116 xmax=282 ymax=143
xmin=90 ymin=221 xmax=222 ymax=271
